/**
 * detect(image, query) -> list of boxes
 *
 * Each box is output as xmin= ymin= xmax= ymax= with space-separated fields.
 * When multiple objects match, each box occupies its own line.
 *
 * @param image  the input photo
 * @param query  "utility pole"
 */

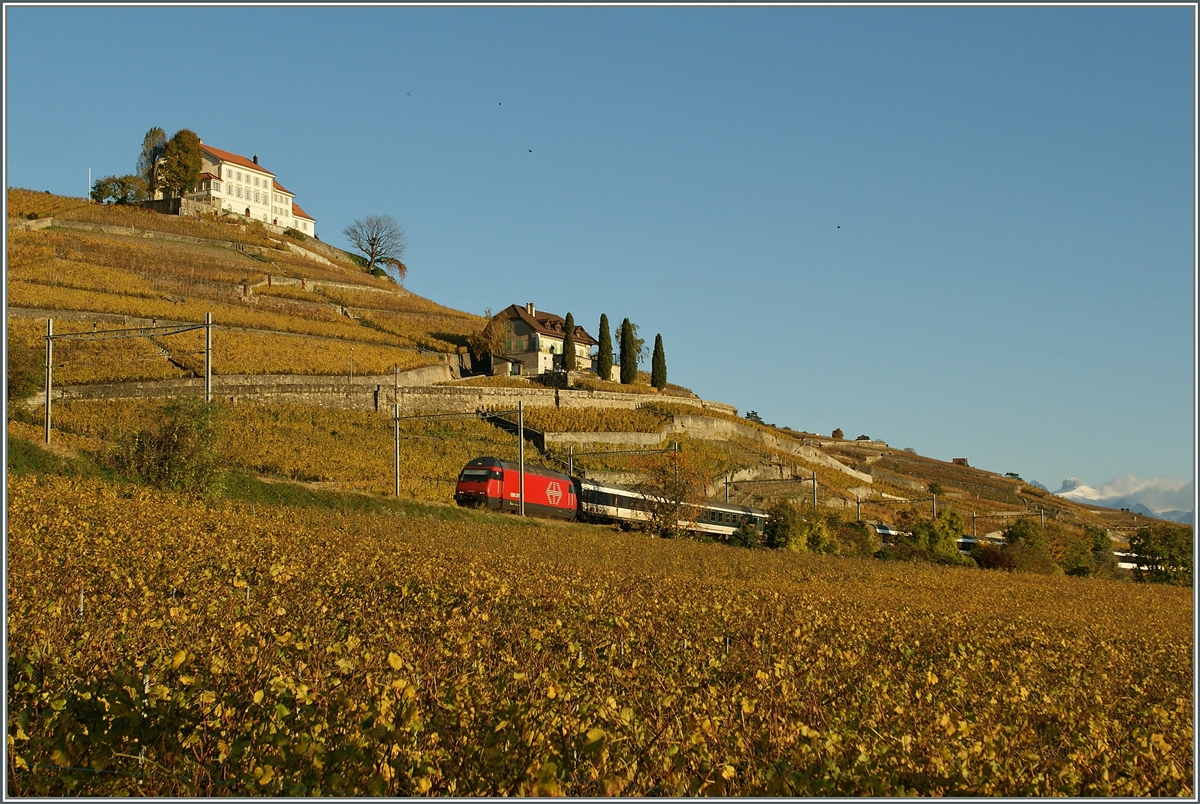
xmin=856 ymin=494 xmax=861 ymax=522
xmin=1040 ymin=507 xmax=1045 ymax=528
xmin=349 ymin=347 xmax=354 ymax=383
xmin=972 ymin=511 xmax=977 ymax=538
xmin=567 ymin=445 xmax=574 ymax=478
xmin=204 ymin=313 xmax=212 ymax=402
xmin=725 ymin=474 xmax=730 ymax=504
xmin=518 ymin=400 xmax=525 ymax=516
xmin=673 ymin=441 xmax=679 ymax=485
xmin=43 ymin=318 xmax=53 ymax=444
xmin=393 ymin=365 xmax=400 ymax=497
xmin=933 ymin=493 xmax=938 ymax=519
xmin=811 ymin=470 xmax=817 ymax=512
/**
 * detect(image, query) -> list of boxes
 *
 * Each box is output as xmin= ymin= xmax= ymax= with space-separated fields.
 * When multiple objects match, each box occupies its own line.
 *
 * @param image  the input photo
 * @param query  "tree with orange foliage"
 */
xmin=630 ymin=445 xmax=710 ymax=539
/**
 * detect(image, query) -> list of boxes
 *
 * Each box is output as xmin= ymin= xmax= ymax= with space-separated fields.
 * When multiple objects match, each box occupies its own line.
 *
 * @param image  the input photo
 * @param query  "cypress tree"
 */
xmin=562 ymin=312 xmax=576 ymax=371
xmin=137 ymin=127 xmax=167 ymax=199
xmin=619 ymin=317 xmax=638 ymax=385
xmin=596 ymin=314 xmax=612 ymax=381
xmin=651 ymin=333 xmax=666 ymax=390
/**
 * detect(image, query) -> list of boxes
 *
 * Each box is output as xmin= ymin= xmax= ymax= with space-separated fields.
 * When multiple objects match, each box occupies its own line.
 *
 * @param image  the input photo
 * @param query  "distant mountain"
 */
xmin=1054 ymin=478 xmax=1193 ymax=524
xmin=1054 ymin=478 xmax=1099 ymax=499
xmin=1027 ymin=480 xmax=1049 ymax=492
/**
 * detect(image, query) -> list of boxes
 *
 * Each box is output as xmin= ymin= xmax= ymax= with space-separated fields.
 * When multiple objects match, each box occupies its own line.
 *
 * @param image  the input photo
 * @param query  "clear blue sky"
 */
xmin=4 ymin=6 xmax=1195 ymax=504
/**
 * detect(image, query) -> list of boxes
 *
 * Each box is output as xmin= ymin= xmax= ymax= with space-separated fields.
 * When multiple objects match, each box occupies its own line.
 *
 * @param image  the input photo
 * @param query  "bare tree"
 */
xmin=630 ymin=448 xmax=709 ymax=539
xmin=466 ymin=310 xmax=506 ymax=362
xmin=343 ymin=214 xmax=408 ymax=281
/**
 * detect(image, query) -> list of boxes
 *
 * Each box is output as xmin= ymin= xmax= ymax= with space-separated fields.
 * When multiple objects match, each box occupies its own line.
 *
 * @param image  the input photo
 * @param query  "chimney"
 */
xmin=526 ymin=302 xmax=535 ymax=316
xmin=253 ymin=155 xmax=258 ymax=164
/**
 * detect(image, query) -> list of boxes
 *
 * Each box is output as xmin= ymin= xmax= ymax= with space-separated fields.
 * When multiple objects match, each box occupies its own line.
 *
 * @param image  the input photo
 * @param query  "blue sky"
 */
xmin=4 ymin=6 xmax=1195 ymax=507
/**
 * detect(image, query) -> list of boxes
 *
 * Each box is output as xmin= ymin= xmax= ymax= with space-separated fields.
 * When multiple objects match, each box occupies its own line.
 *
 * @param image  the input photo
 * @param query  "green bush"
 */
xmin=831 ymin=519 xmax=881 ymax=558
xmin=764 ymin=500 xmax=806 ymax=551
xmin=973 ymin=543 xmax=1016 ymax=572
xmin=1086 ymin=525 xmax=1120 ymax=577
xmin=900 ymin=511 xmax=964 ymax=557
xmin=1006 ymin=543 xmax=1062 ymax=575
xmin=283 ymin=227 xmax=306 ymax=240
xmin=1003 ymin=517 xmax=1049 ymax=553
xmin=730 ymin=521 xmax=763 ymax=549
xmin=111 ymin=397 xmax=225 ymax=495
xmin=6 ymin=333 xmax=42 ymax=404
xmin=1130 ymin=522 xmax=1193 ymax=586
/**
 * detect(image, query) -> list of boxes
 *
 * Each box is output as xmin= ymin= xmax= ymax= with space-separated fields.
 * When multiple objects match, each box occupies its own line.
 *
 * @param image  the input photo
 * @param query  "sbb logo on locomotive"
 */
xmin=546 ymin=481 xmax=563 ymax=505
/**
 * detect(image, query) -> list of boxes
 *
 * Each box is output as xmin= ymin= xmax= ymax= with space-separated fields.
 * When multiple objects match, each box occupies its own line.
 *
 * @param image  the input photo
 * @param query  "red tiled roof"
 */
xmin=198 ymin=172 xmax=219 ymax=181
xmin=201 ymin=144 xmax=275 ymax=177
xmin=496 ymin=304 xmax=598 ymax=346
xmin=271 ymin=178 xmax=294 ymax=197
xmin=291 ymin=202 xmax=314 ymax=221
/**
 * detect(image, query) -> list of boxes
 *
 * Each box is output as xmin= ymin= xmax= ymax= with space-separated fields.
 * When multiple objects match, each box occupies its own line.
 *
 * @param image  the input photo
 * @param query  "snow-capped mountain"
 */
xmin=1053 ymin=476 xmax=1194 ymax=524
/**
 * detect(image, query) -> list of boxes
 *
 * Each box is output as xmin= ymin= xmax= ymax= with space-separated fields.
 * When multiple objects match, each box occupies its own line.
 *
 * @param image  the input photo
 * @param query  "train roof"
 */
xmin=464 ymin=457 xmax=573 ymax=482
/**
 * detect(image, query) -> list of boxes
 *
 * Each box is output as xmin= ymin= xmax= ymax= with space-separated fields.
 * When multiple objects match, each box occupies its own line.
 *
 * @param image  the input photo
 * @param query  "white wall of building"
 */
xmin=192 ymin=149 xmax=317 ymax=237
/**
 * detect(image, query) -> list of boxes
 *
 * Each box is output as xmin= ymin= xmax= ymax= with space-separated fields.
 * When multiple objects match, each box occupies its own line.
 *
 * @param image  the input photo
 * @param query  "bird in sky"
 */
xmin=406 ymin=92 xmax=410 ymax=96
xmin=837 ymin=226 xmax=840 ymax=229
xmin=528 ymin=149 xmax=532 ymax=153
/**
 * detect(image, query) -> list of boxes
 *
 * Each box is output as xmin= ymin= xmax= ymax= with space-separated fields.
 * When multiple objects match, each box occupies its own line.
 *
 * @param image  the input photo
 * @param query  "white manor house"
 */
xmin=179 ymin=141 xmax=317 ymax=237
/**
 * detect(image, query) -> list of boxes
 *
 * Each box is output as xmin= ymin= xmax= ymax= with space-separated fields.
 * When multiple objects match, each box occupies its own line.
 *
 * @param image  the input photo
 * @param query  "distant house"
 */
xmin=176 ymin=141 xmax=317 ymax=237
xmin=490 ymin=303 xmax=599 ymax=376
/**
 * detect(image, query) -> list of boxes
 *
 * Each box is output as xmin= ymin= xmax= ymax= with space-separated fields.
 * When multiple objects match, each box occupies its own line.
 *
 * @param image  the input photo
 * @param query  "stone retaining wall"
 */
xmin=393 ymin=386 xmax=736 ymax=416
xmin=543 ymin=431 xmax=664 ymax=447
xmin=37 ymin=365 xmax=455 ymax=411
xmin=39 ymin=370 xmax=744 ymax=421
xmin=667 ymin=416 xmax=873 ymax=483
xmin=544 ymin=417 xmax=872 ymax=486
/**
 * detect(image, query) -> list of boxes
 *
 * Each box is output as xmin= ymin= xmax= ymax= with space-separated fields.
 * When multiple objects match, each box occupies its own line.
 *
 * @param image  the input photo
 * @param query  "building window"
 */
xmin=254 ymin=191 xmax=259 ymax=203
xmin=213 ymin=182 xmax=221 ymax=193
xmin=236 ymin=171 xmax=242 ymax=181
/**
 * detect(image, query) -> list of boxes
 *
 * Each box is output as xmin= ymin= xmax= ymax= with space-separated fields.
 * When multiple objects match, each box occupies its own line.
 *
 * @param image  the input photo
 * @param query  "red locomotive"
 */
xmin=455 ymin=456 xmax=768 ymax=538
xmin=454 ymin=457 xmax=578 ymax=520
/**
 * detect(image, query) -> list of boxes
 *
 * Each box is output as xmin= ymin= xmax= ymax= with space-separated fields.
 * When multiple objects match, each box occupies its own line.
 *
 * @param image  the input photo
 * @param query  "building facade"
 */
xmin=183 ymin=142 xmax=317 ymax=237
xmin=491 ymin=303 xmax=600 ymax=376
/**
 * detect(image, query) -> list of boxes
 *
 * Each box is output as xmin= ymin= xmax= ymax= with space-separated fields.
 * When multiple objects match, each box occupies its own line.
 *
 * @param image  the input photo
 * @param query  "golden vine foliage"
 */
xmin=7 ymin=472 xmax=1193 ymax=796
xmin=7 ymin=318 xmax=186 ymax=385
xmin=571 ymin=376 xmax=660 ymax=395
xmin=163 ymin=330 xmax=438 ymax=377
xmin=522 ymin=407 xmax=671 ymax=434
xmin=42 ymin=399 xmax=528 ymax=501
xmin=7 ymin=193 xmax=481 ymax=367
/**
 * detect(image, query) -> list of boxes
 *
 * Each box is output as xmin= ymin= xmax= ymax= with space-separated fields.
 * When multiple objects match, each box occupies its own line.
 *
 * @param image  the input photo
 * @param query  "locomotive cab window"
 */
xmin=460 ymin=468 xmax=501 ymax=480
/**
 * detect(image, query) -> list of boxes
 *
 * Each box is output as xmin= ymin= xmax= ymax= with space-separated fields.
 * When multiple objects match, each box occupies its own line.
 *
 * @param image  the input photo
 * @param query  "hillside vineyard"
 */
xmin=5 ymin=188 xmax=1194 ymax=794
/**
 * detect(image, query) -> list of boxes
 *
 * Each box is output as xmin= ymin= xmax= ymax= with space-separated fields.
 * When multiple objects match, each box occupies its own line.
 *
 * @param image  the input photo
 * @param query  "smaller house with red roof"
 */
xmin=491 ymin=303 xmax=601 ymax=377
xmin=183 ymin=141 xmax=317 ymax=237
